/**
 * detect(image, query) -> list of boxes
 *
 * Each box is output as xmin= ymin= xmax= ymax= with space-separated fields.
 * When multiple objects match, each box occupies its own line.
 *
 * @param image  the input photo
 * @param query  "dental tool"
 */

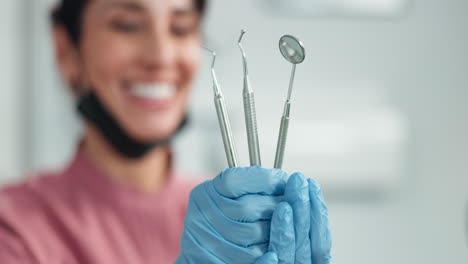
xmin=238 ymin=30 xmax=262 ymax=166
xmin=204 ymin=47 xmax=239 ymax=168
xmin=274 ymin=35 xmax=306 ymax=169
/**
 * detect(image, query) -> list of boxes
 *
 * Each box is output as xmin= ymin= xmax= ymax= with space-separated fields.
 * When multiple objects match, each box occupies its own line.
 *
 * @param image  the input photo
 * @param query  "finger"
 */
xmin=179 ymin=224 xmax=267 ymax=264
xmin=201 ymin=182 xmax=271 ymax=247
xmin=285 ymin=173 xmax=311 ymax=264
xmin=254 ymin=252 xmax=279 ymax=264
xmin=184 ymin=183 xmax=268 ymax=263
xmin=210 ymin=191 xmax=284 ymax=222
xmin=308 ymin=179 xmax=332 ymax=264
xmin=213 ymin=167 xmax=289 ymax=198
xmin=175 ymin=246 xmax=224 ymax=264
xmin=269 ymin=202 xmax=295 ymax=264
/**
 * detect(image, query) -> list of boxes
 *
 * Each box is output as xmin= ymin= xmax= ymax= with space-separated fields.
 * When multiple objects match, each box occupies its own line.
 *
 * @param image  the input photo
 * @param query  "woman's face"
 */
xmin=76 ymin=0 xmax=202 ymax=141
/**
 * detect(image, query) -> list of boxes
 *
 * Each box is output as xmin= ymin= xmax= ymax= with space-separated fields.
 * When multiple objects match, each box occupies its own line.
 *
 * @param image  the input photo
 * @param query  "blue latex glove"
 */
xmin=308 ymin=177 xmax=332 ymax=263
xmin=176 ymin=166 xmax=289 ymax=264
xmin=283 ymin=173 xmax=332 ymax=264
xmin=255 ymin=202 xmax=295 ymax=264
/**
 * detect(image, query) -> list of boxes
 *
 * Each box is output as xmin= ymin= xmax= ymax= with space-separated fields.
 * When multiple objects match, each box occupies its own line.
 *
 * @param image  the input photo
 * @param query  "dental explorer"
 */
xmin=274 ymin=35 xmax=306 ymax=169
xmin=204 ymin=47 xmax=239 ymax=168
xmin=238 ymin=30 xmax=262 ymax=166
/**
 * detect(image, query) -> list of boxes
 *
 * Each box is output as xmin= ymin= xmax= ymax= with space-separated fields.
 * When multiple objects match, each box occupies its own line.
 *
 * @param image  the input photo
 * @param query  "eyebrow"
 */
xmin=173 ymin=8 xmax=199 ymax=18
xmin=100 ymin=1 xmax=145 ymax=12
xmin=99 ymin=2 xmax=200 ymax=18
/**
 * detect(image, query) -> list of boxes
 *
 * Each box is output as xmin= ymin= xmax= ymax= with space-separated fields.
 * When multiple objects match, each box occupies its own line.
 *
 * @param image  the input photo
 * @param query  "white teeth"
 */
xmin=129 ymin=83 xmax=177 ymax=100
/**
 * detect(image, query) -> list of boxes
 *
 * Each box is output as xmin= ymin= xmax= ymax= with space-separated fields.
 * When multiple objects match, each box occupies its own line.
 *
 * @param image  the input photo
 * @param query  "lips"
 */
xmin=126 ymin=83 xmax=178 ymax=110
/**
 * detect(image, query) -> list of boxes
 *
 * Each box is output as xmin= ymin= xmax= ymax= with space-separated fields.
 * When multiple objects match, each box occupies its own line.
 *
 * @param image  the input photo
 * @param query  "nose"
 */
xmin=140 ymin=27 xmax=177 ymax=72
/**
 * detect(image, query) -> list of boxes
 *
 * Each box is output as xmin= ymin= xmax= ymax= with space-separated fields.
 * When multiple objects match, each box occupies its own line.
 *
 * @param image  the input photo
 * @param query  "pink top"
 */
xmin=0 ymin=148 xmax=200 ymax=263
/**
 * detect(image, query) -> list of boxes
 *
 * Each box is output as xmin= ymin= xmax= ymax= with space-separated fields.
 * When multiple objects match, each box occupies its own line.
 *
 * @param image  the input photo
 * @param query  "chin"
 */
xmin=127 ymin=120 xmax=182 ymax=142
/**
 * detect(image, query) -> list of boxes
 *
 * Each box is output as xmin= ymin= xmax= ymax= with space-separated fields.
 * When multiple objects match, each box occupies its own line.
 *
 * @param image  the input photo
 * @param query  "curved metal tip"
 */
xmin=238 ymin=29 xmax=246 ymax=44
xmin=202 ymin=46 xmax=221 ymax=94
xmin=202 ymin=46 xmax=216 ymax=69
xmin=237 ymin=30 xmax=248 ymax=76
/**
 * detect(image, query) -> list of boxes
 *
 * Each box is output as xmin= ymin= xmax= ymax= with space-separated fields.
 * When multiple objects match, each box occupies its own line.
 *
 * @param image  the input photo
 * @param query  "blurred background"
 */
xmin=1 ymin=0 xmax=467 ymax=263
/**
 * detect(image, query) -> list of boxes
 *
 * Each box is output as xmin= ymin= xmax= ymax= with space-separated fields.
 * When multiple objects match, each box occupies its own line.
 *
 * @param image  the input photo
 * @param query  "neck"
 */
xmin=82 ymin=124 xmax=170 ymax=193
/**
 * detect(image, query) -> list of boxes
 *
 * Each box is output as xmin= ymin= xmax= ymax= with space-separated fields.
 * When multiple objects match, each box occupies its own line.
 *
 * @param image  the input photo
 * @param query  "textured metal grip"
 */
xmin=243 ymin=92 xmax=262 ymax=166
xmin=215 ymin=95 xmax=238 ymax=168
xmin=274 ymin=116 xmax=290 ymax=169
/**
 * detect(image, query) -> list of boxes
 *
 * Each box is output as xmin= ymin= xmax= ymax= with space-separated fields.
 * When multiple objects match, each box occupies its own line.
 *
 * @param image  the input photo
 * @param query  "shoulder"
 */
xmin=0 ymin=169 xmax=76 ymax=238
xmin=0 ymin=170 xmax=67 ymax=214
xmin=0 ymin=171 xmax=67 ymax=262
xmin=0 ymin=171 xmax=66 ymax=227
xmin=1 ymin=171 xmax=54 ymax=207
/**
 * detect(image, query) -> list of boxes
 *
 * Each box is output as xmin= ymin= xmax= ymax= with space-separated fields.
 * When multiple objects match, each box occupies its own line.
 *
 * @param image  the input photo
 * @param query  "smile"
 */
xmin=129 ymin=83 xmax=177 ymax=100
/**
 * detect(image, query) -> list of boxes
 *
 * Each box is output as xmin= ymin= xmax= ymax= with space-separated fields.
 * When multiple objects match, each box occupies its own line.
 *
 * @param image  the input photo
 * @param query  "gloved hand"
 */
xmin=257 ymin=173 xmax=331 ymax=264
xmin=176 ymin=166 xmax=289 ymax=264
xmin=255 ymin=202 xmax=295 ymax=264
xmin=282 ymin=173 xmax=332 ymax=264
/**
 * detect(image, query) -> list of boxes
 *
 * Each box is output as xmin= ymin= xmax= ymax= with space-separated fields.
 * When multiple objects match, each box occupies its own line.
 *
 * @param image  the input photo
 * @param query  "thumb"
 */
xmin=308 ymin=178 xmax=332 ymax=264
xmin=254 ymin=252 xmax=278 ymax=264
xmin=269 ymin=202 xmax=295 ymax=264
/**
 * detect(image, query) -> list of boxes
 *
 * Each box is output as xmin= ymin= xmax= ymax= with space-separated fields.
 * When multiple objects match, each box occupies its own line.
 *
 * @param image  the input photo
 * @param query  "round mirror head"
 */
xmin=279 ymin=35 xmax=305 ymax=64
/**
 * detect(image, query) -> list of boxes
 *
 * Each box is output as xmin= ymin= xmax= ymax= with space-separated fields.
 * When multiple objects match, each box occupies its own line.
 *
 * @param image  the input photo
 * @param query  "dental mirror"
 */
xmin=279 ymin=35 xmax=306 ymax=64
xmin=274 ymin=34 xmax=306 ymax=169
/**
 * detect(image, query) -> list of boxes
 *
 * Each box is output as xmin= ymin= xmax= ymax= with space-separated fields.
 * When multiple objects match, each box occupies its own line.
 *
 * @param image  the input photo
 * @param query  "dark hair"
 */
xmin=51 ymin=0 xmax=207 ymax=45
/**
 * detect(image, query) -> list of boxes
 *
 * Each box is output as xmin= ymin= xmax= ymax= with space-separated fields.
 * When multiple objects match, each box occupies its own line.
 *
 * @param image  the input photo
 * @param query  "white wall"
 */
xmin=28 ymin=0 xmax=81 ymax=172
xmin=1 ymin=0 xmax=467 ymax=263
xmin=199 ymin=2 xmax=468 ymax=262
xmin=0 ymin=1 xmax=25 ymax=183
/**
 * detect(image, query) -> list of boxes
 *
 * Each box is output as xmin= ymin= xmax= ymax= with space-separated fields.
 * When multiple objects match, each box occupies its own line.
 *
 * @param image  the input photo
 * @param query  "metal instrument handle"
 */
xmin=215 ymin=95 xmax=239 ymax=168
xmin=274 ymin=101 xmax=291 ymax=169
xmin=243 ymin=91 xmax=261 ymax=166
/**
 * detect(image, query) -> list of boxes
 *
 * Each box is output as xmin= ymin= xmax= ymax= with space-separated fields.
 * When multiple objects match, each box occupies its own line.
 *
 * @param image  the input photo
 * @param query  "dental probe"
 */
xmin=238 ymin=30 xmax=262 ymax=166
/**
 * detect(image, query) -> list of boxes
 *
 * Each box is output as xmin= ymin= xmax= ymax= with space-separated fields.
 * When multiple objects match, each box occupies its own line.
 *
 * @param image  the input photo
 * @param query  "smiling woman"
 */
xmin=0 ymin=0 xmax=333 ymax=263
xmin=0 ymin=0 xmax=210 ymax=263
xmin=53 ymin=0 xmax=204 ymax=145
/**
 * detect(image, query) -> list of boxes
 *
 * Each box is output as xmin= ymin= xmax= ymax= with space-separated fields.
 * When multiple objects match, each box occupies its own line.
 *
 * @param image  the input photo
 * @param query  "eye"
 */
xmin=171 ymin=22 xmax=200 ymax=37
xmin=111 ymin=20 xmax=144 ymax=33
xmin=171 ymin=25 xmax=195 ymax=36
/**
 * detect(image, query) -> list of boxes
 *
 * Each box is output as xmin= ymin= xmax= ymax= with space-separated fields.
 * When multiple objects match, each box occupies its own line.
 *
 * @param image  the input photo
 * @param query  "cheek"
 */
xmin=83 ymin=35 xmax=136 ymax=89
xmin=179 ymin=44 xmax=201 ymax=87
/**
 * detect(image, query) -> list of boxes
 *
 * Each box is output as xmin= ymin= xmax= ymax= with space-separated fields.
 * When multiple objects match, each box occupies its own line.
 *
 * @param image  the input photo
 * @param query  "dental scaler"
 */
xmin=204 ymin=47 xmax=239 ymax=168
